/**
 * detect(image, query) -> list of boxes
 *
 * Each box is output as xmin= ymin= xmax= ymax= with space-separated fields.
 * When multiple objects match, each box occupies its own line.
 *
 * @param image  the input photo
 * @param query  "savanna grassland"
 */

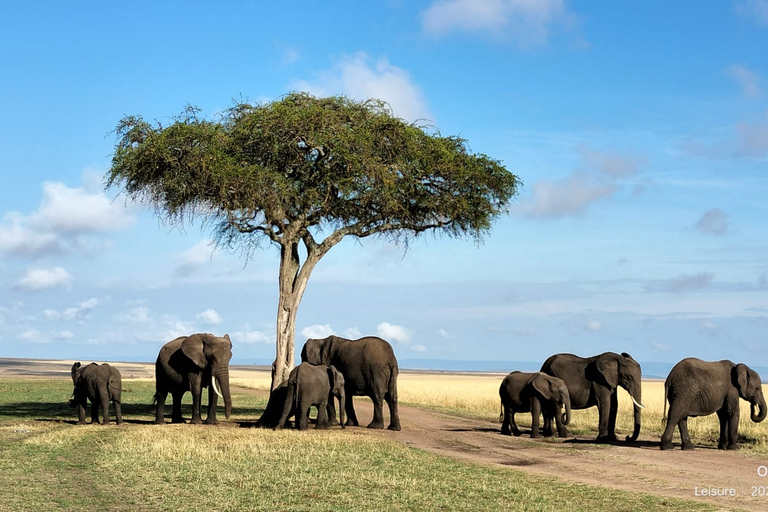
xmin=0 ymin=369 xmax=758 ymax=511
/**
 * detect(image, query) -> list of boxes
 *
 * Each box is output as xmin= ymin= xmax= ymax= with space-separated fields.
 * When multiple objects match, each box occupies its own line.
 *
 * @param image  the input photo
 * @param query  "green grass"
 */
xmin=0 ymin=379 xmax=716 ymax=511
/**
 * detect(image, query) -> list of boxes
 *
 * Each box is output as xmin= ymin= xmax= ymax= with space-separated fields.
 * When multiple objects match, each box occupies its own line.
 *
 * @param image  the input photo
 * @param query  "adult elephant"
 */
xmin=275 ymin=362 xmax=346 ymax=431
xmin=155 ymin=333 xmax=233 ymax=425
xmin=661 ymin=358 xmax=767 ymax=451
xmin=541 ymin=352 xmax=644 ymax=442
xmin=69 ymin=362 xmax=123 ymax=425
xmin=499 ymin=371 xmax=571 ymax=438
xmin=301 ymin=335 xmax=400 ymax=431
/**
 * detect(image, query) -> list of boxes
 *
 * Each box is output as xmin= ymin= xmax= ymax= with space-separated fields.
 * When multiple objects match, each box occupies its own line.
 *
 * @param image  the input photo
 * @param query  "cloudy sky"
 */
xmin=1 ymin=1 xmax=767 ymax=369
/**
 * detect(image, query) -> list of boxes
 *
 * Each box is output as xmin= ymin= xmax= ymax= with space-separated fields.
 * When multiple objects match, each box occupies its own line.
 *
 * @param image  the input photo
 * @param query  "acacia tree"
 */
xmin=107 ymin=93 xmax=520 ymax=390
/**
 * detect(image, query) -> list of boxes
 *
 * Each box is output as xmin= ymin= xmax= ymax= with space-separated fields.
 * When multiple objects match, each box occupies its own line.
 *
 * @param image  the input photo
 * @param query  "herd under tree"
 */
xmin=106 ymin=92 xmax=520 ymax=390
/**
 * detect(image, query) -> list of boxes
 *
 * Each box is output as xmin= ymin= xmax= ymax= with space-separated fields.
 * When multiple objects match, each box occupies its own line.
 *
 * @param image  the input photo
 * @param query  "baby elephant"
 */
xmin=68 ymin=362 xmax=123 ymax=425
xmin=276 ymin=362 xmax=346 ymax=431
xmin=499 ymin=371 xmax=571 ymax=438
xmin=661 ymin=358 xmax=766 ymax=450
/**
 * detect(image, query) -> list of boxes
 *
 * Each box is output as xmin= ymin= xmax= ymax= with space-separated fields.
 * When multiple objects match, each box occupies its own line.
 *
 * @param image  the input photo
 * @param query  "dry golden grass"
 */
xmin=398 ymin=373 xmax=768 ymax=449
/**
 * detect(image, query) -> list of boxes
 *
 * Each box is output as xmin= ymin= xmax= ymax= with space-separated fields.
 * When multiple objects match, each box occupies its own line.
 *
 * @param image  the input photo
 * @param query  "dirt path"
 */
xmin=3 ymin=359 xmax=766 ymax=510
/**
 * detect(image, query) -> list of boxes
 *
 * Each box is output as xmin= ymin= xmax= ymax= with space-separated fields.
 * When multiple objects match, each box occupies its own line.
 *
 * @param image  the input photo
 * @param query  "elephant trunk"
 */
xmin=215 ymin=367 xmax=232 ymax=419
xmin=561 ymin=390 xmax=571 ymax=426
xmin=751 ymin=398 xmax=767 ymax=423
xmin=626 ymin=383 xmax=642 ymax=442
xmin=338 ymin=389 xmax=346 ymax=429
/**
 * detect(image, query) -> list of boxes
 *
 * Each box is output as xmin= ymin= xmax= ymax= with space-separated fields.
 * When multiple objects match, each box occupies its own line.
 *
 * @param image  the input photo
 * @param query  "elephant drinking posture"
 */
xmin=661 ymin=358 xmax=767 ymax=450
xmin=155 ymin=333 xmax=233 ymax=425
xmin=499 ymin=371 xmax=571 ymax=438
xmin=541 ymin=352 xmax=644 ymax=442
xmin=69 ymin=362 xmax=123 ymax=425
xmin=276 ymin=362 xmax=346 ymax=430
xmin=301 ymin=335 xmax=400 ymax=431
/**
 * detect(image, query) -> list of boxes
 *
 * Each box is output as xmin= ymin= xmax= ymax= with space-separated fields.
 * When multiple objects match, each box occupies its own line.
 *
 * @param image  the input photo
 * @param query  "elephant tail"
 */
xmin=388 ymin=364 xmax=398 ymax=405
xmin=499 ymin=401 xmax=504 ymax=423
xmin=661 ymin=381 xmax=668 ymax=427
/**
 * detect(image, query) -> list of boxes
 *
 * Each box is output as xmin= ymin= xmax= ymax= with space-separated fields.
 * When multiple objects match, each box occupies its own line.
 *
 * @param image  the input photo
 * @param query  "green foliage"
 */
xmin=106 ymin=93 xmax=520 ymax=254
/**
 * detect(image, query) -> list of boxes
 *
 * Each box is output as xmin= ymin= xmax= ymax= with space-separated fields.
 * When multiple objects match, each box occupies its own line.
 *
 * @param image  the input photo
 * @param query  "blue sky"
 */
xmin=1 ymin=1 xmax=767 ymax=369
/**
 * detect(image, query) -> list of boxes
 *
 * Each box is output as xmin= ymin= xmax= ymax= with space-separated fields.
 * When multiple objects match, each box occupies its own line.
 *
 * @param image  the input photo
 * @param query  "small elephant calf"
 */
xmin=499 ymin=371 xmax=571 ymax=438
xmin=68 ymin=362 xmax=123 ymax=425
xmin=276 ymin=362 xmax=346 ymax=431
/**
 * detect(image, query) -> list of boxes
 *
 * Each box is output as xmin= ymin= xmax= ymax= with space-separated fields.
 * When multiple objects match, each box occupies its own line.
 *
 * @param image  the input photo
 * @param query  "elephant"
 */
xmin=154 ymin=333 xmax=233 ymax=425
xmin=275 ymin=362 xmax=346 ymax=431
xmin=540 ymin=352 xmax=644 ymax=442
xmin=660 ymin=357 xmax=767 ymax=451
xmin=68 ymin=362 xmax=123 ymax=425
xmin=301 ymin=335 xmax=400 ymax=431
xmin=499 ymin=371 xmax=571 ymax=438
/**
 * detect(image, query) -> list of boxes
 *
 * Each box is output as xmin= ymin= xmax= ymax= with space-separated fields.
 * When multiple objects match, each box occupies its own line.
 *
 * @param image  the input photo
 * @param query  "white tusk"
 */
xmin=631 ymin=396 xmax=645 ymax=409
xmin=211 ymin=376 xmax=224 ymax=399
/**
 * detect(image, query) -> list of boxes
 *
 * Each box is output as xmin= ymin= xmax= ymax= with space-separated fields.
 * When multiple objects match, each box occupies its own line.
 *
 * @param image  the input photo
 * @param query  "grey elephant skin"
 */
xmin=661 ymin=357 xmax=767 ymax=451
xmin=69 ymin=362 xmax=123 ymax=425
xmin=302 ymin=335 xmax=400 ymax=431
xmin=155 ymin=333 xmax=233 ymax=425
xmin=499 ymin=371 xmax=571 ymax=438
xmin=541 ymin=352 xmax=644 ymax=442
xmin=275 ymin=362 xmax=346 ymax=430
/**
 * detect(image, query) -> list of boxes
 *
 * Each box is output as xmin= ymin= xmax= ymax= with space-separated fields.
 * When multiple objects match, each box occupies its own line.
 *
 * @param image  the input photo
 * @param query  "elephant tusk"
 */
xmin=631 ymin=396 xmax=645 ymax=409
xmin=211 ymin=376 xmax=224 ymax=399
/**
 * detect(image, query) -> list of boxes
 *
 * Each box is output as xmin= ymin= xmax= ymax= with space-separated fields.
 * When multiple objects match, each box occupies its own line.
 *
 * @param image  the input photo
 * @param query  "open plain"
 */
xmin=1 ymin=359 xmax=767 ymax=511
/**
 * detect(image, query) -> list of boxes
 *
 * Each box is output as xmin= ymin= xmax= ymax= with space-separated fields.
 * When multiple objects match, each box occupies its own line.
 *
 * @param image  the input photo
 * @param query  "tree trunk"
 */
xmin=271 ymin=238 xmax=319 ymax=391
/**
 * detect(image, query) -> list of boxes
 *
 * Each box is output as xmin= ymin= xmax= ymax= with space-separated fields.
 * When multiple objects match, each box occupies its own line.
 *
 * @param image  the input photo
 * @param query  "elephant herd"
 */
xmin=68 ymin=333 xmax=401 ymax=432
xmin=67 ymin=336 xmax=766 ymax=451
xmin=500 ymin=351 xmax=767 ymax=450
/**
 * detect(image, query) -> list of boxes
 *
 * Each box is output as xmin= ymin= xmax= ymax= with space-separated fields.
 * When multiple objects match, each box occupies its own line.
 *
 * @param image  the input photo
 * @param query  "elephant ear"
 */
xmin=531 ymin=374 xmax=554 ymax=400
xmin=596 ymin=354 xmax=619 ymax=390
xmin=181 ymin=334 xmax=207 ymax=368
xmin=733 ymin=364 xmax=749 ymax=393
xmin=320 ymin=336 xmax=336 ymax=366
xmin=71 ymin=362 xmax=81 ymax=384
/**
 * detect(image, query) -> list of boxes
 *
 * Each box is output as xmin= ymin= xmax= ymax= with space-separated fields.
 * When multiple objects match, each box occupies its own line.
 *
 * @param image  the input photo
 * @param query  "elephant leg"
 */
xmin=552 ymin=405 xmax=568 ymax=438
xmin=541 ymin=413 xmax=552 ymax=437
xmin=510 ymin=411 xmax=522 ymax=436
xmin=385 ymin=386 xmax=400 ymax=431
xmin=501 ymin=406 xmax=512 ymax=436
xmin=595 ymin=390 xmax=617 ymax=442
xmin=607 ymin=392 xmax=618 ymax=440
xmin=99 ymin=386 xmax=111 ymax=425
xmin=726 ymin=407 xmax=740 ymax=450
xmin=171 ymin=390 xmax=186 ymax=423
xmin=113 ymin=399 xmax=123 ymax=425
xmin=76 ymin=401 xmax=87 ymax=425
xmin=296 ymin=404 xmax=309 ymax=431
xmin=90 ymin=397 xmax=100 ymax=424
xmin=345 ymin=395 xmax=359 ymax=427
xmin=155 ymin=390 xmax=168 ymax=424
xmin=367 ymin=392 xmax=386 ymax=430
xmin=315 ymin=399 xmax=330 ymax=429
xmin=679 ymin=418 xmax=694 ymax=450
xmin=530 ymin=398 xmax=542 ymax=438
xmin=188 ymin=374 xmax=203 ymax=424
xmin=326 ymin=398 xmax=339 ymax=426
xmin=660 ymin=413 xmax=677 ymax=450
xmin=205 ymin=383 xmax=219 ymax=425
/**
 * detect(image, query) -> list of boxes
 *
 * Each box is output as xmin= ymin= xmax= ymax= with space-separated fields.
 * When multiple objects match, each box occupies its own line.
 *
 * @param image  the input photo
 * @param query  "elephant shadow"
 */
xmin=447 ymin=427 xmax=500 ymax=434
xmin=562 ymin=438 xmax=663 ymax=449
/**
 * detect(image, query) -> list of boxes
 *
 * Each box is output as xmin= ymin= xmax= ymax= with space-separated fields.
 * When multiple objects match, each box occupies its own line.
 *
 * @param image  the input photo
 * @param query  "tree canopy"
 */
xmin=107 ymin=92 xmax=520 ymax=388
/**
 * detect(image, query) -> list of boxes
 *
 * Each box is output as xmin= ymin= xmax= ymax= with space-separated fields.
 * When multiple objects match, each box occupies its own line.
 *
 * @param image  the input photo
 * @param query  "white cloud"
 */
xmin=514 ymin=146 xmax=646 ymax=218
xmin=292 ymin=52 xmax=431 ymax=123
xmin=30 ymin=181 xmax=133 ymax=233
xmin=55 ymin=330 xmax=74 ymax=340
xmin=377 ymin=322 xmax=412 ymax=344
xmin=0 ymin=180 xmax=135 ymax=258
xmin=586 ymin=320 xmax=602 ymax=331
xmin=301 ymin=324 xmax=336 ymax=339
xmin=343 ymin=327 xmax=362 ymax=339
xmin=438 ymin=328 xmax=455 ymax=339
xmin=233 ymin=328 xmax=274 ymax=345
xmin=695 ymin=208 xmax=729 ymax=235
xmin=421 ymin=0 xmax=572 ymax=47
xmin=114 ymin=306 xmax=152 ymax=324
xmin=16 ymin=267 xmax=73 ymax=291
xmin=176 ymin=239 xmax=219 ymax=276
xmin=410 ymin=344 xmax=427 ymax=352
xmin=735 ymin=0 xmax=768 ymax=26
xmin=651 ymin=341 xmax=671 ymax=352
xmin=17 ymin=329 xmax=51 ymax=344
xmin=726 ymin=64 xmax=762 ymax=98
xmin=196 ymin=308 xmax=222 ymax=325
xmin=44 ymin=297 xmax=102 ymax=321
